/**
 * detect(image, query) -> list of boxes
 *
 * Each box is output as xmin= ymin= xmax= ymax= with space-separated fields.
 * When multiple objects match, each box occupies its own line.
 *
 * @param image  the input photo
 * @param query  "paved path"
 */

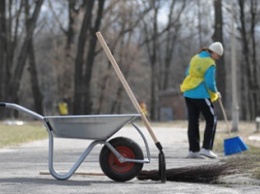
xmin=0 ymin=123 xmax=260 ymax=194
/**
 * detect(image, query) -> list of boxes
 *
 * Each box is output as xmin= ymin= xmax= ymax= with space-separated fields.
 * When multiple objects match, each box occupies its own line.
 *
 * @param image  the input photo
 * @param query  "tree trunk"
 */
xmin=0 ymin=0 xmax=6 ymax=101
xmin=73 ymin=0 xmax=95 ymax=114
xmin=110 ymin=85 xmax=124 ymax=114
xmin=212 ymin=0 xmax=226 ymax=109
xmin=83 ymin=0 xmax=105 ymax=114
xmin=150 ymin=2 xmax=159 ymax=121
xmin=8 ymin=0 xmax=43 ymax=105
xmin=250 ymin=0 xmax=260 ymax=116
xmin=24 ymin=0 xmax=43 ymax=114
xmin=238 ymin=0 xmax=254 ymax=120
xmin=96 ymin=61 xmax=112 ymax=114
xmin=65 ymin=0 xmax=77 ymax=52
xmin=28 ymin=41 xmax=43 ymax=114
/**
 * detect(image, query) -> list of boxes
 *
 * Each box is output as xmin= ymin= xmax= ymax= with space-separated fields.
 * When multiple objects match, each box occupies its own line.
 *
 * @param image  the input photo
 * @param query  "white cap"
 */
xmin=208 ymin=42 xmax=224 ymax=56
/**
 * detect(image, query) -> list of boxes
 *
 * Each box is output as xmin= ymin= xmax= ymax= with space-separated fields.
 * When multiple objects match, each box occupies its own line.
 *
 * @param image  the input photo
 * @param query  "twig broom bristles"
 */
xmin=137 ymin=156 xmax=259 ymax=183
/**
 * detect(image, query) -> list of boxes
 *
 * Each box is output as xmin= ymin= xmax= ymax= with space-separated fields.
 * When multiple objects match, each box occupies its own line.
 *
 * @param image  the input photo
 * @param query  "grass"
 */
xmin=253 ymin=168 xmax=260 ymax=179
xmin=0 ymin=121 xmax=48 ymax=148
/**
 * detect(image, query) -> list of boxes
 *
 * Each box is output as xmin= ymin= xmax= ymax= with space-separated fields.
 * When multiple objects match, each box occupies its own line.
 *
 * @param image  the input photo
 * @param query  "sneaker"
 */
xmin=186 ymin=151 xmax=206 ymax=159
xmin=199 ymin=148 xmax=218 ymax=159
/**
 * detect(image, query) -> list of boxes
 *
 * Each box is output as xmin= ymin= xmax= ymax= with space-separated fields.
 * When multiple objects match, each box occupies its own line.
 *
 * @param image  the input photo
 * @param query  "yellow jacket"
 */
xmin=180 ymin=53 xmax=218 ymax=102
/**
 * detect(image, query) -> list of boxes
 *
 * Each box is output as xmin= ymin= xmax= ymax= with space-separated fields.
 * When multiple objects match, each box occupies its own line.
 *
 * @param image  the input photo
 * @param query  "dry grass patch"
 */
xmin=0 ymin=121 xmax=47 ymax=148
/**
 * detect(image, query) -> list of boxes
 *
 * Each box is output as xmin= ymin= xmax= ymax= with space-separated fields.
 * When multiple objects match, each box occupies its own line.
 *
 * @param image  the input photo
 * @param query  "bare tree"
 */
xmin=25 ymin=0 xmax=43 ymax=114
xmin=160 ymin=0 xmax=186 ymax=90
xmin=73 ymin=0 xmax=105 ymax=114
xmin=95 ymin=0 xmax=150 ymax=114
xmin=249 ymin=0 xmax=260 ymax=116
xmin=8 ymin=0 xmax=44 ymax=106
xmin=110 ymin=33 xmax=134 ymax=114
xmin=82 ymin=0 xmax=105 ymax=114
xmin=0 ymin=0 xmax=23 ymax=104
xmin=139 ymin=0 xmax=188 ymax=120
xmin=47 ymin=0 xmax=86 ymax=113
xmin=73 ymin=0 xmax=95 ymax=114
xmin=237 ymin=0 xmax=260 ymax=120
xmin=1 ymin=0 xmax=260 ymax=122
xmin=212 ymin=0 xmax=226 ymax=106
xmin=0 ymin=0 xmax=43 ymax=117
xmin=0 ymin=0 xmax=6 ymax=104
xmin=140 ymin=0 xmax=161 ymax=120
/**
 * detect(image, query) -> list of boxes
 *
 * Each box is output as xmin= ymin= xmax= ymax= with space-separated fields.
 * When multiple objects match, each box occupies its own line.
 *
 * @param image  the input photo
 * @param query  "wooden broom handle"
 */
xmin=218 ymin=98 xmax=231 ymax=136
xmin=96 ymin=31 xmax=159 ymax=143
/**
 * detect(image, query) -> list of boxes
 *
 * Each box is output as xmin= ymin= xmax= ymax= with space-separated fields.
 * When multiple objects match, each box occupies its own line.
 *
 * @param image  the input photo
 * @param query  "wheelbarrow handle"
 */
xmin=0 ymin=102 xmax=6 ymax=107
xmin=0 ymin=102 xmax=43 ymax=120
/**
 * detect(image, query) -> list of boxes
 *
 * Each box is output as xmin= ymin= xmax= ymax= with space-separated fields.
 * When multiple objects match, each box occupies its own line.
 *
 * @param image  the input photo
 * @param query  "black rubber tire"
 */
xmin=99 ymin=137 xmax=144 ymax=182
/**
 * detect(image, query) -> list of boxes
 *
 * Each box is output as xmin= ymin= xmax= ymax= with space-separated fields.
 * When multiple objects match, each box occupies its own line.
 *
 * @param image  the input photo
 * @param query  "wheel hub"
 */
xmin=108 ymin=146 xmax=135 ymax=173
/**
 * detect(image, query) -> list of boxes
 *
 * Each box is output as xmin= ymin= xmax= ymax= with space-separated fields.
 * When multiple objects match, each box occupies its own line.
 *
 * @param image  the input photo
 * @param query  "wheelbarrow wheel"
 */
xmin=99 ymin=137 xmax=144 ymax=182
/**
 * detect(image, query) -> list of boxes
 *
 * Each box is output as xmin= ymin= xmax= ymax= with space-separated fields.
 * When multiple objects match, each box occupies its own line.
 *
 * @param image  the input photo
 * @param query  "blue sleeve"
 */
xmin=204 ymin=66 xmax=217 ymax=92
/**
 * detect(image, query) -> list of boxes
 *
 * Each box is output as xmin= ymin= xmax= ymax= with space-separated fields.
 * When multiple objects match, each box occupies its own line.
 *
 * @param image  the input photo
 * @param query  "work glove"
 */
xmin=217 ymin=92 xmax=222 ymax=99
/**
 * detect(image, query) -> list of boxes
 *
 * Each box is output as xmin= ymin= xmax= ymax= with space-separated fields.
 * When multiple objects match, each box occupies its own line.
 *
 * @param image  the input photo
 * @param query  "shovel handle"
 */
xmin=218 ymin=98 xmax=231 ymax=136
xmin=96 ymin=31 xmax=159 ymax=144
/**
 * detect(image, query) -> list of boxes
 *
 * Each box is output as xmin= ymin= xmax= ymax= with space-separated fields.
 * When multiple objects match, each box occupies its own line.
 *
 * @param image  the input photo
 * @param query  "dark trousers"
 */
xmin=185 ymin=97 xmax=217 ymax=152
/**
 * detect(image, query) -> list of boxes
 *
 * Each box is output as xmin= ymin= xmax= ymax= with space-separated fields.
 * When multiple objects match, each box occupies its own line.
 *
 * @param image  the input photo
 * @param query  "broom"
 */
xmin=137 ymin=156 xmax=259 ymax=183
xmin=218 ymin=98 xmax=248 ymax=155
xmin=96 ymin=32 xmax=166 ymax=183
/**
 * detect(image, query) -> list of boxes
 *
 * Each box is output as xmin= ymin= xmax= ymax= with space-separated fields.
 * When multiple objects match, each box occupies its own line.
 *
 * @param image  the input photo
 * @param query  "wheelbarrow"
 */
xmin=0 ymin=102 xmax=151 ymax=182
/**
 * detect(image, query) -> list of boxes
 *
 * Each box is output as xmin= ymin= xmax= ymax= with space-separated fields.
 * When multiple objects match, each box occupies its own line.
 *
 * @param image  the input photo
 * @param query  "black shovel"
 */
xmin=96 ymin=31 xmax=166 ymax=183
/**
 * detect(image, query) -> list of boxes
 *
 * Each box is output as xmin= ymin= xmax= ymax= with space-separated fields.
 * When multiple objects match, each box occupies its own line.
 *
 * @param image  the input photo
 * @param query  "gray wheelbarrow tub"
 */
xmin=44 ymin=114 xmax=140 ymax=140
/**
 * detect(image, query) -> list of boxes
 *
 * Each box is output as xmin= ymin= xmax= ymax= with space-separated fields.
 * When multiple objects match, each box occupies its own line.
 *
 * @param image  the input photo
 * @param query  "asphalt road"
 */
xmin=1 ymin=124 xmax=260 ymax=194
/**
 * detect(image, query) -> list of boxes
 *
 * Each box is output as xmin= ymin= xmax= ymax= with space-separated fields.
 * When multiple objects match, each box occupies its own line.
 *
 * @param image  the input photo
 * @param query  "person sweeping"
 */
xmin=180 ymin=42 xmax=224 ymax=159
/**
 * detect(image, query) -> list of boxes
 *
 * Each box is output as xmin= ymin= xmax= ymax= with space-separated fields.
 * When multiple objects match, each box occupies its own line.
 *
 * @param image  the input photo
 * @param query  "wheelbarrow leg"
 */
xmin=46 ymin=128 xmax=102 ymax=180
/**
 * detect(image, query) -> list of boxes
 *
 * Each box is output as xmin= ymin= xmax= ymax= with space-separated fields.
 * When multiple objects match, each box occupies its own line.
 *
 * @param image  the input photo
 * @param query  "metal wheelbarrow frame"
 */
xmin=0 ymin=102 xmax=151 ymax=182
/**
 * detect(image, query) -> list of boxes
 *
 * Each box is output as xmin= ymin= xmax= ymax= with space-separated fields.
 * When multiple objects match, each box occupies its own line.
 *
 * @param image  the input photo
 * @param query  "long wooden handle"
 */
xmin=218 ymin=98 xmax=231 ymax=136
xmin=96 ymin=31 xmax=159 ymax=143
